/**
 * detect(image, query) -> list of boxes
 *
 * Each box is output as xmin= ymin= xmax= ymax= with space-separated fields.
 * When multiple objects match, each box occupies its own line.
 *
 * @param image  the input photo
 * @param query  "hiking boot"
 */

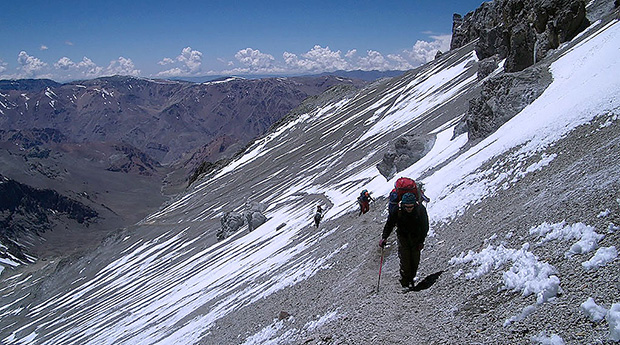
xmin=400 ymin=280 xmax=413 ymax=293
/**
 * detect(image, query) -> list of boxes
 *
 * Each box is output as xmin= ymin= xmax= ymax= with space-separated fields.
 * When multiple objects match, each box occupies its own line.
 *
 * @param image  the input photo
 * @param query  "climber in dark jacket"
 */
xmin=379 ymin=192 xmax=429 ymax=290
xmin=314 ymin=205 xmax=323 ymax=228
xmin=357 ymin=190 xmax=374 ymax=216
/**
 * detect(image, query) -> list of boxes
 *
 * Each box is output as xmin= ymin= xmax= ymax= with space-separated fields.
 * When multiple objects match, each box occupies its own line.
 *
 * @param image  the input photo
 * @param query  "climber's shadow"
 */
xmin=412 ymin=270 xmax=444 ymax=291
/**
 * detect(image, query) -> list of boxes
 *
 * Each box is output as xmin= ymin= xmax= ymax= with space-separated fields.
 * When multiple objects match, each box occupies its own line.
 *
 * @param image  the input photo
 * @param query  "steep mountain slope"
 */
xmin=1 ymin=4 xmax=619 ymax=345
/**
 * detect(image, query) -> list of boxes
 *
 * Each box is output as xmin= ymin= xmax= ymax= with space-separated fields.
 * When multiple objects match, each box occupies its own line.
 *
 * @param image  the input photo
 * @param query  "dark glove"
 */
xmin=379 ymin=238 xmax=387 ymax=248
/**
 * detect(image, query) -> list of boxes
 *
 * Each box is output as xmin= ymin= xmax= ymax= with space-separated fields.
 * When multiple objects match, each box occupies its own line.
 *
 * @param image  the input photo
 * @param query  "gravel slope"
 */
xmin=203 ymin=111 xmax=619 ymax=344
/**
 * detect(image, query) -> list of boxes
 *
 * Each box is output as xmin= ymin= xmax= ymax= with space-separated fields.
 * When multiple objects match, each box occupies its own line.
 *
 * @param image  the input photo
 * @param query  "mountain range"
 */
xmin=0 ymin=74 xmax=367 ymax=262
xmin=0 ymin=0 xmax=619 ymax=344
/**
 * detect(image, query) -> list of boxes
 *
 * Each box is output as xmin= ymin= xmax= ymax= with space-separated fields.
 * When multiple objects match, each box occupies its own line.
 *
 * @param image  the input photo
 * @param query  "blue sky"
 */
xmin=0 ymin=0 xmax=484 ymax=82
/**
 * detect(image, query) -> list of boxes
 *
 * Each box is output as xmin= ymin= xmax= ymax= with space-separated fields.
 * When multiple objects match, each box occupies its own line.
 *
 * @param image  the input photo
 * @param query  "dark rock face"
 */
xmin=477 ymin=56 xmax=500 ymax=81
xmin=465 ymin=65 xmax=553 ymax=140
xmin=0 ymin=128 xmax=67 ymax=149
xmin=105 ymin=143 xmax=161 ymax=176
xmin=450 ymin=0 xmax=589 ymax=72
xmin=0 ymin=174 xmax=98 ymax=263
xmin=377 ymin=134 xmax=436 ymax=179
xmin=244 ymin=202 xmax=267 ymax=233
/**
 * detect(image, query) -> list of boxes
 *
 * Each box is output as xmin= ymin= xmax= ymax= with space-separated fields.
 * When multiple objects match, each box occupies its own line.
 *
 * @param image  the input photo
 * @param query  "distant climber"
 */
xmin=357 ymin=189 xmax=374 ymax=216
xmin=314 ymin=205 xmax=323 ymax=227
xmin=379 ymin=192 xmax=429 ymax=291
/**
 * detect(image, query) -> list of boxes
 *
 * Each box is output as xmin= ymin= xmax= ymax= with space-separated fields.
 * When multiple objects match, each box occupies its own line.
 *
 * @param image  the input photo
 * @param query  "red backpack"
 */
xmin=394 ymin=177 xmax=419 ymax=200
xmin=388 ymin=177 xmax=426 ymax=213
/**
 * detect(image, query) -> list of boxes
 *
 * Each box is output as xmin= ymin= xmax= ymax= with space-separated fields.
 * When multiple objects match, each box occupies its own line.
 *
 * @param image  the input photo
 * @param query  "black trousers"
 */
xmin=397 ymin=232 xmax=421 ymax=287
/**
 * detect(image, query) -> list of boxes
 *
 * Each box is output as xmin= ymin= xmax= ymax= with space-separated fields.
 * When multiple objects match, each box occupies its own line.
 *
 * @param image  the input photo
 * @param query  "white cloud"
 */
xmin=345 ymin=49 xmax=357 ymax=59
xmin=105 ymin=56 xmax=140 ymax=76
xmin=158 ymin=57 xmax=174 ymax=65
xmin=354 ymin=50 xmax=415 ymax=71
xmin=386 ymin=54 xmax=415 ymax=70
xmin=278 ymin=35 xmax=450 ymax=74
xmin=403 ymin=34 xmax=452 ymax=66
xmin=157 ymin=47 xmax=203 ymax=77
xmin=211 ymin=48 xmax=286 ymax=75
xmin=178 ymin=47 xmax=202 ymax=73
xmin=77 ymin=57 xmax=103 ymax=77
xmin=54 ymin=57 xmax=74 ymax=70
xmin=357 ymin=50 xmax=390 ymax=71
xmin=53 ymin=56 xmax=122 ymax=80
xmin=217 ymin=58 xmax=234 ymax=67
xmin=17 ymin=51 xmax=48 ymax=77
xmin=284 ymin=45 xmax=349 ymax=73
xmin=235 ymin=48 xmax=275 ymax=70
xmin=1 ymin=34 xmax=455 ymax=81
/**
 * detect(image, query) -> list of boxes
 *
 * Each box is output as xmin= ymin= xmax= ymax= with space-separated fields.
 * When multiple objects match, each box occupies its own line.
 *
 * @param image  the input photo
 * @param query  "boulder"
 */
xmin=244 ymin=211 xmax=267 ymax=232
xmin=218 ymin=211 xmax=245 ymax=240
xmin=377 ymin=134 xmax=436 ymax=179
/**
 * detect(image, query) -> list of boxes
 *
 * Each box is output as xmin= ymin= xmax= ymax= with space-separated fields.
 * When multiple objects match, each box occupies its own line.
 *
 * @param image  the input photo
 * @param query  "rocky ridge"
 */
xmin=0 ymin=75 xmax=366 ymax=165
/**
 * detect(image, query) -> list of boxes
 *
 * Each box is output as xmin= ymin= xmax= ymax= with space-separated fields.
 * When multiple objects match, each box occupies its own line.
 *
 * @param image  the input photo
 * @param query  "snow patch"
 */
xmin=504 ymin=305 xmax=536 ymax=327
xmin=531 ymin=331 xmax=565 ymax=345
xmin=581 ymin=297 xmax=607 ymax=322
xmin=450 ymin=242 xmax=561 ymax=304
xmin=529 ymin=221 xmax=604 ymax=258
xmin=304 ymin=310 xmax=339 ymax=332
xmin=582 ymin=246 xmax=617 ymax=270
xmin=580 ymin=298 xmax=620 ymax=341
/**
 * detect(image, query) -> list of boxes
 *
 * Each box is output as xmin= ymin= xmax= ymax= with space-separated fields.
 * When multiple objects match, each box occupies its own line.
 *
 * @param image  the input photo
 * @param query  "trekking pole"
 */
xmin=376 ymin=246 xmax=385 ymax=293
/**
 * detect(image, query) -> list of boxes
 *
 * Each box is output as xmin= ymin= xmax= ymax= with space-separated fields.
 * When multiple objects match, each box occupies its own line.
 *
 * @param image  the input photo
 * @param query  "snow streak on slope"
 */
xmin=1 ymin=19 xmax=619 ymax=345
xmin=359 ymin=51 xmax=477 ymax=144
xmin=5 ymin=209 xmax=344 ymax=344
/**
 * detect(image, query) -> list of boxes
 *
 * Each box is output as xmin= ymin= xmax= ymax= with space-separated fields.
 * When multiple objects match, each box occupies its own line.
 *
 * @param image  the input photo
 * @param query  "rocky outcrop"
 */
xmin=464 ymin=64 xmax=553 ymax=140
xmin=218 ymin=212 xmax=245 ymax=241
xmin=477 ymin=56 xmax=500 ymax=81
xmin=377 ymin=134 xmax=436 ymax=179
xmin=0 ymin=128 xmax=67 ymax=149
xmin=106 ymin=143 xmax=161 ymax=176
xmin=451 ymin=0 xmax=587 ymax=142
xmin=218 ymin=201 xmax=267 ymax=240
xmin=451 ymin=0 xmax=589 ymax=73
xmin=244 ymin=202 xmax=267 ymax=232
